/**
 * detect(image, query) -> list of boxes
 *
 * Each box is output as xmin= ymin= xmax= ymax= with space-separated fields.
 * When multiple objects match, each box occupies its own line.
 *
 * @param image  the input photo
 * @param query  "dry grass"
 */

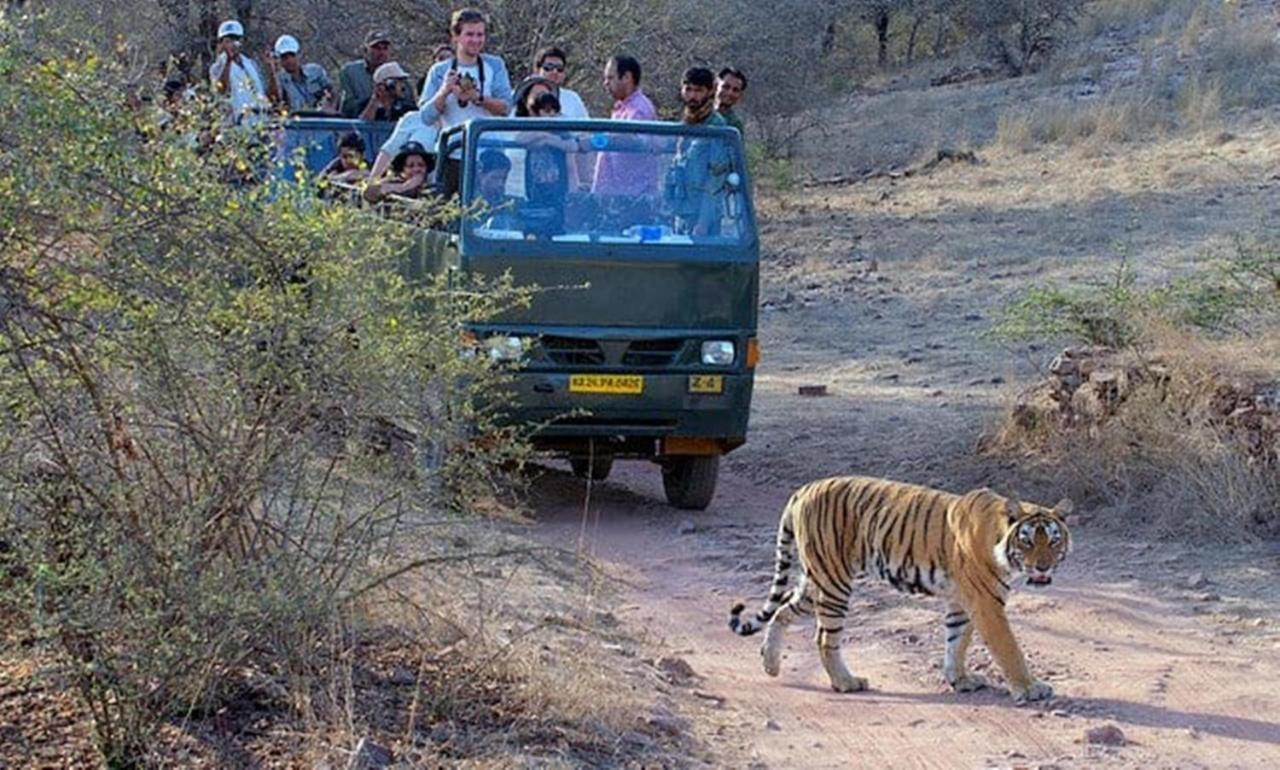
xmin=1 ymin=519 xmax=705 ymax=768
xmin=346 ymin=523 xmax=706 ymax=768
xmin=996 ymin=92 xmax=1173 ymax=149
xmin=994 ymin=0 xmax=1280 ymax=151
xmin=1086 ymin=0 xmax=1203 ymax=31
xmin=988 ymin=328 xmax=1280 ymax=540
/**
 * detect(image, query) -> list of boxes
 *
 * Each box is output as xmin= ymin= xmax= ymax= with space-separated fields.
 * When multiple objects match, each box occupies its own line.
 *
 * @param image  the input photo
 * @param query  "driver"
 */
xmin=475 ymin=149 xmax=518 ymax=230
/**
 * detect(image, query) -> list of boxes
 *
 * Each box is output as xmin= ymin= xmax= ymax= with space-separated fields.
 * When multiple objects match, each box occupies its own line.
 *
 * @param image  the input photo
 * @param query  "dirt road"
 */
xmin=528 ymin=461 xmax=1280 ymax=769
xmin=522 ymin=132 xmax=1280 ymax=767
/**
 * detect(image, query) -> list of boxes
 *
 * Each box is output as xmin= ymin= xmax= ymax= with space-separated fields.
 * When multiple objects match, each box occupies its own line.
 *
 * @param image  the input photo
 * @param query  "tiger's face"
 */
xmin=999 ymin=499 xmax=1073 ymax=587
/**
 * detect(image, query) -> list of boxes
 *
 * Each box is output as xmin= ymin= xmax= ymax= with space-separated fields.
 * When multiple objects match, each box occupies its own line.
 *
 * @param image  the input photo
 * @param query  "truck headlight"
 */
xmin=701 ymin=340 xmax=735 ymax=366
xmin=485 ymin=335 xmax=525 ymax=362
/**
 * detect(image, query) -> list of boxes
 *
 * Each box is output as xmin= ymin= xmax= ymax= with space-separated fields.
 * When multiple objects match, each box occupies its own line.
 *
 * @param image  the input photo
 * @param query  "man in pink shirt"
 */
xmin=592 ymin=55 xmax=659 ymax=196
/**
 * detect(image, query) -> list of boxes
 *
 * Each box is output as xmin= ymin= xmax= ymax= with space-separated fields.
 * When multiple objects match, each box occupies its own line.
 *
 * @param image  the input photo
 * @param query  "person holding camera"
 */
xmin=340 ymin=31 xmax=417 ymax=118
xmin=418 ymin=8 xmax=513 ymax=194
xmin=419 ymin=7 xmax=512 ymax=127
xmin=264 ymin=34 xmax=335 ymax=114
xmin=208 ymin=20 xmax=268 ymax=126
xmin=359 ymin=62 xmax=415 ymax=122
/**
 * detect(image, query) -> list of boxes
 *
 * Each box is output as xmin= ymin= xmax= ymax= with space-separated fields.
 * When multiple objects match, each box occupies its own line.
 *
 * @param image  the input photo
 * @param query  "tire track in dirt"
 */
xmin=527 ymin=464 xmax=1280 ymax=769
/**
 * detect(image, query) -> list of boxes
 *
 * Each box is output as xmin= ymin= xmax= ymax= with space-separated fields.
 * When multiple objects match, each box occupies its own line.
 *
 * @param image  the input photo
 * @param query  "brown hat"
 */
xmin=364 ymin=30 xmax=391 ymax=46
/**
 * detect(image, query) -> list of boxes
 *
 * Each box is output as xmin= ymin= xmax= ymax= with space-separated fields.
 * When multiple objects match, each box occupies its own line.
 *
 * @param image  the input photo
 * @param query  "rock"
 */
xmin=427 ymin=724 xmax=451 ymax=744
xmin=764 ymin=718 xmax=782 ymax=731
xmin=1186 ymin=572 xmax=1210 ymax=589
xmin=645 ymin=705 xmax=689 ymax=737
xmin=387 ymin=666 xmax=416 ymax=686
xmin=677 ymin=519 xmax=698 ymax=535
xmin=1194 ymin=592 xmax=1220 ymax=602
xmin=798 ymin=384 xmax=829 ymax=397
xmin=347 ymin=737 xmax=394 ymax=770
xmin=656 ymin=656 xmax=698 ymax=683
xmin=692 ymin=690 xmax=726 ymax=706
xmin=1083 ymin=724 xmax=1126 ymax=747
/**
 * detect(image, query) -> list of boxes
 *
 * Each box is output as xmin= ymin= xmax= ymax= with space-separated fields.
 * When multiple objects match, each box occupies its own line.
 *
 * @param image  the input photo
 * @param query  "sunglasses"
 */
xmin=540 ymin=62 xmax=565 ymax=73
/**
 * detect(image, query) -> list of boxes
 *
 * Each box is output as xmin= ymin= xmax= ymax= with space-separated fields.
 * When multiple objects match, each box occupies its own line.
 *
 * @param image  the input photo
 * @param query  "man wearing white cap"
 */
xmin=265 ymin=35 xmax=335 ymax=114
xmin=208 ymin=20 xmax=268 ymax=125
xmin=358 ymin=62 xmax=415 ymax=122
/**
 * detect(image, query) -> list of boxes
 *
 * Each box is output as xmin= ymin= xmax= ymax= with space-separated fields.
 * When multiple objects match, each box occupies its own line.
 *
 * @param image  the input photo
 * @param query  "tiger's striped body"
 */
xmin=728 ymin=476 xmax=1072 ymax=703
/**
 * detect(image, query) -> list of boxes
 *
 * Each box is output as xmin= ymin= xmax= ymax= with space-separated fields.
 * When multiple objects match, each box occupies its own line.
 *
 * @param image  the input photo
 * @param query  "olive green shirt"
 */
xmin=719 ymin=107 xmax=745 ymax=138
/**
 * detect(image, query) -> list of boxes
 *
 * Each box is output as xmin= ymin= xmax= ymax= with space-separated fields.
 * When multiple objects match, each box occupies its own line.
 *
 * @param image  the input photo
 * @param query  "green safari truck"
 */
xmin=414 ymin=117 xmax=759 ymax=509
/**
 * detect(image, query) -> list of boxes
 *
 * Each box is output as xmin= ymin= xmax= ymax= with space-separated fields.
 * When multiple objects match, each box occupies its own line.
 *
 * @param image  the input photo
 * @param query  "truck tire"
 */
xmin=570 ymin=454 xmax=614 ymax=481
xmin=662 ymin=456 xmax=720 ymax=510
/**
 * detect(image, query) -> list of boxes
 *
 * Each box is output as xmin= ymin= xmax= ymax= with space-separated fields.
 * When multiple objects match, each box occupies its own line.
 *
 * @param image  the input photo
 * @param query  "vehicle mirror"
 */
xmin=726 ymin=172 xmax=741 ymax=191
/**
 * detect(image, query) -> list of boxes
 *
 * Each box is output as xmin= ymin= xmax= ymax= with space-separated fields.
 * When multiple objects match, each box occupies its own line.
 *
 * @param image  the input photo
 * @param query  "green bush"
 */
xmin=991 ymin=240 xmax=1280 ymax=348
xmin=0 ymin=17 xmax=527 ymax=767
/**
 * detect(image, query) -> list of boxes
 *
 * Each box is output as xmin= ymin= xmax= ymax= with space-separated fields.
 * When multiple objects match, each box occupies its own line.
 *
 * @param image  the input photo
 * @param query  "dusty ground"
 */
xmin=521 ymin=81 xmax=1280 ymax=768
xmin=5 ymin=6 xmax=1279 ymax=767
xmin=530 ymin=465 xmax=1280 ymax=769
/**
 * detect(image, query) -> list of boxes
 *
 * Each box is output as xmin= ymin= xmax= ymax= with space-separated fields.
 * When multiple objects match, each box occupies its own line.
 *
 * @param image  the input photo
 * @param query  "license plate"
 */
xmin=569 ymin=374 xmax=644 ymax=394
xmin=688 ymin=375 xmax=724 ymax=394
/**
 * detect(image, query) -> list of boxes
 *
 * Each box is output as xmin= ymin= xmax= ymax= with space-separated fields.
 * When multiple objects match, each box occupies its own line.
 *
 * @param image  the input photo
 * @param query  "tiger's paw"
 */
xmin=948 ymin=674 xmax=989 ymax=693
xmin=829 ymin=673 xmax=869 ymax=693
xmin=1011 ymin=679 xmax=1053 ymax=704
xmin=760 ymin=642 xmax=782 ymax=677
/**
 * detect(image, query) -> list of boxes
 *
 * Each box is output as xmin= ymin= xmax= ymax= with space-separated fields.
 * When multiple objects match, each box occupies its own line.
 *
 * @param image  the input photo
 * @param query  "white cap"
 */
xmin=274 ymin=34 xmax=300 ymax=56
xmin=217 ymin=20 xmax=244 ymax=39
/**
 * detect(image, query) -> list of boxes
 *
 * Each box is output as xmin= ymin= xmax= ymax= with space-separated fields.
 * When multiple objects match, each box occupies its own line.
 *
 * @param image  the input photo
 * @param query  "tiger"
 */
xmin=728 ymin=476 xmax=1072 ymax=703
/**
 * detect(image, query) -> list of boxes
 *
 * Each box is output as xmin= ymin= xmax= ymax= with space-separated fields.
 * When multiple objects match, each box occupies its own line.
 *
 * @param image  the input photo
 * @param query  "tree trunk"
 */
xmin=906 ymin=14 xmax=924 ymax=64
xmin=875 ymin=10 xmax=890 ymax=69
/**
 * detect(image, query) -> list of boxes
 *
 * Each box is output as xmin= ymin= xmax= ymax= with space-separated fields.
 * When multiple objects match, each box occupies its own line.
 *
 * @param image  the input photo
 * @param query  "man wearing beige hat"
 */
xmin=339 ymin=30 xmax=416 ymax=117
xmin=359 ymin=62 xmax=416 ymax=122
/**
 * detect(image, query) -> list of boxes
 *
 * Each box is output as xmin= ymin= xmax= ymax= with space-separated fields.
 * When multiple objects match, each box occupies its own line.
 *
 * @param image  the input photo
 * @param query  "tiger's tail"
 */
xmin=729 ymin=501 xmax=800 ymax=636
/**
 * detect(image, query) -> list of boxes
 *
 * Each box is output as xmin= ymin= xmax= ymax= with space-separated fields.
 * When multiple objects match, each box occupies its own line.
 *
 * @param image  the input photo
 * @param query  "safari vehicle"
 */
xmin=285 ymin=116 xmax=759 ymax=509
xmin=427 ymin=118 xmax=759 ymax=510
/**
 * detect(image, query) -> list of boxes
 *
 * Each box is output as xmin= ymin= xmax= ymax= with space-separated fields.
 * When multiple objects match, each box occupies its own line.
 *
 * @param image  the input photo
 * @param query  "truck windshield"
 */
xmin=467 ymin=125 xmax=750 ymax=246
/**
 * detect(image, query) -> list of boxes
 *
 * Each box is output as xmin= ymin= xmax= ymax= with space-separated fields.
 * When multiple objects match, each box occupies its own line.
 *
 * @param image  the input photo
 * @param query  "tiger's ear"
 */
xmin=1004 ymin=497 xmax=1021 ymax=524
xmin=1053 ymin=498 xmax=1075 ymax=515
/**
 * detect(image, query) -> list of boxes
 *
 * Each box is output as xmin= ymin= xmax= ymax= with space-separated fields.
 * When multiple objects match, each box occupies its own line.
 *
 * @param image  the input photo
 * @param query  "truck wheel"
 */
xmin=662 ymin=456 xmax=720 ymax=510
xmin=570 ymin=454 xmax=613 ymax=481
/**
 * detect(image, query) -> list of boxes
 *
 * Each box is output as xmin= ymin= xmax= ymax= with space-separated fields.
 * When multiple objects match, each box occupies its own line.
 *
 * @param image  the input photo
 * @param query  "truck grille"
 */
xmin=621 ymin=338 xmax=685 ymax=367
xmin=537 ymin=336 xmax=688 ymax=368
xmin=540 ymin=336 xmax=605 ymax=366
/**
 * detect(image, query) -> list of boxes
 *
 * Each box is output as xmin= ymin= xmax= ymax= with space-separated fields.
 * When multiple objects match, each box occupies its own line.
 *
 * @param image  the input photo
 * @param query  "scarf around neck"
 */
xmin=682 ymin=98 xmax=714 ymax=125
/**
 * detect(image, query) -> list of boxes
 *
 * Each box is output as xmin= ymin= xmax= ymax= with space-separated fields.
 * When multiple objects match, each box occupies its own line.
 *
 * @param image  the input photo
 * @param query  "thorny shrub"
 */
xmin=0 ymin=17 xmax=531 ymax=768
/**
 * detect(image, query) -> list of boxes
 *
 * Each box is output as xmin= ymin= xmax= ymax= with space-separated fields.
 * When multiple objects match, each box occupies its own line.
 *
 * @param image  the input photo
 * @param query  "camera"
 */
xmin=457 ymin=72 xmax=476 ymax=107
